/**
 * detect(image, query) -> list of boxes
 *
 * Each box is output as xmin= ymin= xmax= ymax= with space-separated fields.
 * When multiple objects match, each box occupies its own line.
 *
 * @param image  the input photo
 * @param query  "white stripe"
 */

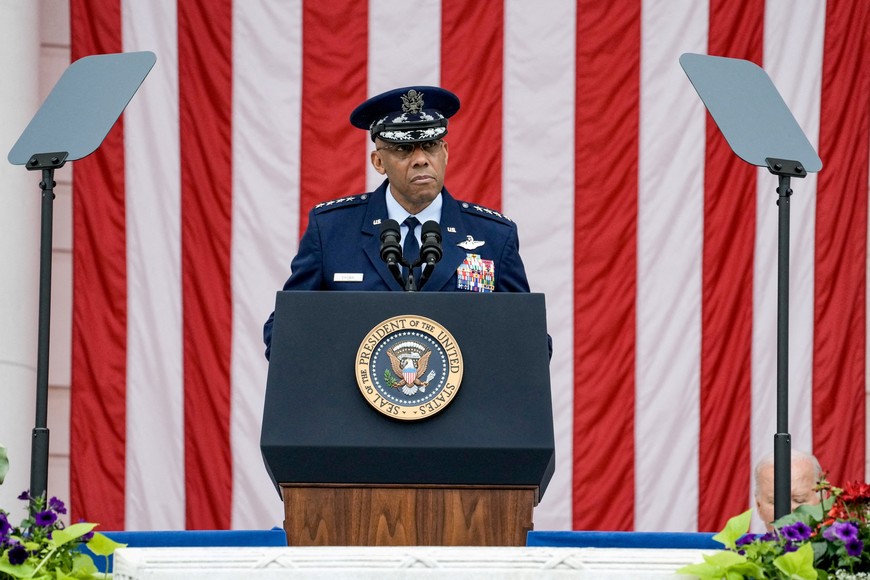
xmin=749 ymin=0 xmax=825 ymax=532
xmin=635 ymin=0 xmax=708 ymax=532
xmin=503 ymin=0 xmax=576 ymax=531
xmin=123 ymin=0 xmax=185 ymax=530
xmin=0 ymin=0 xmax=39 ymax=517
xmin=230 ymin=0 xmax=304 ymax=529
xmin=366 ymin=0 xmax=442 ymax=192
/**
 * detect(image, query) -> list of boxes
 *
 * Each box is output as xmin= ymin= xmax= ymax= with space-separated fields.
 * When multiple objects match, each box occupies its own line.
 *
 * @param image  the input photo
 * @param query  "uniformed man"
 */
xmin=263 ymin=86 xmax=533 ymax=359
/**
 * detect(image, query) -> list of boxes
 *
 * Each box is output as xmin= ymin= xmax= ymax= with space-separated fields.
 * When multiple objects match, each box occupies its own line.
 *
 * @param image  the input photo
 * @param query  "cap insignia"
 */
xmin=401 ymin=90 xmax=425 ymax=113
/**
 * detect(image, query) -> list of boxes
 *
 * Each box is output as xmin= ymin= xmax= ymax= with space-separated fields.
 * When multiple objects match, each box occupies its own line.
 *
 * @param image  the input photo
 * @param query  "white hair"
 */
xmin=753 ymin=449 xmax=822 ymax=498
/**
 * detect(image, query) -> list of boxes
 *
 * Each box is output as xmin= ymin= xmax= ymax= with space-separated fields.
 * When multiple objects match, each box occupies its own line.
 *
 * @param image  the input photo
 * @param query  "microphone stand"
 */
xmin=417 ymin=258 xmax=436 ymax=290
xmin=403 ymin=258 xmax=419 ymax=292
xmin=386 ymin=262 xmax=404 ymax=288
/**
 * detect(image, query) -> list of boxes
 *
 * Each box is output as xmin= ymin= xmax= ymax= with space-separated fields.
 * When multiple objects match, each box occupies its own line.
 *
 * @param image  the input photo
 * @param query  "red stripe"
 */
xmin=573 ymin=0 xmax=640 ymax=531
xmin=440 ymin=0 xmax=503 ymax=210
xmin=69 ymin=0 xmax=127 ymax=530
xmin=179 ymin=0 xmax=234 ymax=529
xmin=698 ymin=0 xmax=763 ymax=532
xmin=299 ymin=0 xmax=368 ymax=236
xmin=813 ymin=0 xmax=869 ymax=486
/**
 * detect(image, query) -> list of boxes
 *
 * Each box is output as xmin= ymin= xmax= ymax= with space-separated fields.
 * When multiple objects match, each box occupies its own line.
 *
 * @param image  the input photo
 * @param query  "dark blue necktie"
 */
xmin=403 ymin=216 xmax=421 ymax=282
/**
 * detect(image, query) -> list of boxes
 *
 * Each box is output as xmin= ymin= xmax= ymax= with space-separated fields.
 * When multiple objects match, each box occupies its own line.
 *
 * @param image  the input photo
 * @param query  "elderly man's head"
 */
xmin=754 ymin=450 xmax=822 ymax=531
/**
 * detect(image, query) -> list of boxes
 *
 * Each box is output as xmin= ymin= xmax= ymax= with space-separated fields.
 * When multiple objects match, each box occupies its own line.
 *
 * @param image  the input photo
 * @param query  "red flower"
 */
xmin=840 ymin=481 xmax=870 ymax=504
xmin=828 ymin=504 xmax=849 ymax=520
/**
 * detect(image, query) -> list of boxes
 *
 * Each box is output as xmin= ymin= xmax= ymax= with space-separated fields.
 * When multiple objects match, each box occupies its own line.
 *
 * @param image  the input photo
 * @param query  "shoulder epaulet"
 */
xmin=312 ymin=194 xmax=369 ymax=214
xmin=457 ymin=201 xmax=514 ymax=224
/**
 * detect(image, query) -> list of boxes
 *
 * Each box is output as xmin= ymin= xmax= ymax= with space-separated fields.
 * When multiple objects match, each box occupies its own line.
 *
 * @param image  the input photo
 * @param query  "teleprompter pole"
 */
xmin=27 ymin=152 xmax=67 ymax=503
xmin=769 ymin=158 xmax=805 ymax=521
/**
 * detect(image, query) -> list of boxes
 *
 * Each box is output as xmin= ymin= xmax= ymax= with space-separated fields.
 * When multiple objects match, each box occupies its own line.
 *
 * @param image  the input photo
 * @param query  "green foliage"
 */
xmin=0 ymin=446 xmax=8 ymax=485
xmin=0 ymin=492 xmax=125 ymax=579
xmin=384 ymin=368 xmax=399 ymax=387
xmin=678 ymin=480 xmax=870 ymax=580
xmin=773 ymin=543 xmax=818 ymax=579
xmin=713 ymin=509 xmax=753 ymax=550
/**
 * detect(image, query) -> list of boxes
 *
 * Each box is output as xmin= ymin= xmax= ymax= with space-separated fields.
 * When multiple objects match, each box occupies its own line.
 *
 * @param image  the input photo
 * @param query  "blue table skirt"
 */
xmin=526 ymin=530 xmax=722 ymax=550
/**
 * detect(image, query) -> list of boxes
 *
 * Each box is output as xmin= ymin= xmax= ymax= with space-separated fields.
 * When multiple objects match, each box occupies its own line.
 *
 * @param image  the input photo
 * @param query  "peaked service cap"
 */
xmin=350 ymin=86 xmax=460 ymax=143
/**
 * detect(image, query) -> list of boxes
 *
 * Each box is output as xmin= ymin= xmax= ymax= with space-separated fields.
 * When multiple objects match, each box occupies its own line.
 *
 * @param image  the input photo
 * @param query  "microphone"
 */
xmin=419 ymin=221 xmax=442 ymax=266
xmin=379 ymin=219 xmax=402 ymax=266
xmin=416 ymin=221 xmax=442 ymax=290
xmin=380 ymin=219 xmax=406 ymax=289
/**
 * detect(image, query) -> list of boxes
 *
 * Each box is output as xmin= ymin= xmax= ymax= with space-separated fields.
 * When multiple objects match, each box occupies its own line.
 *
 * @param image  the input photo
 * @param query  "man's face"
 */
xmin=755 ymin=459 xmax=820 ymax=531
xmin=371 ymin=138 xmax=449 ymax=214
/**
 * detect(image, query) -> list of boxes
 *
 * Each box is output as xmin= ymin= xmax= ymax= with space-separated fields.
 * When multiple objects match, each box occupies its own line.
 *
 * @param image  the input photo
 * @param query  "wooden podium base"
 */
xmin=281 ymin=484 xmax=537 ymax=546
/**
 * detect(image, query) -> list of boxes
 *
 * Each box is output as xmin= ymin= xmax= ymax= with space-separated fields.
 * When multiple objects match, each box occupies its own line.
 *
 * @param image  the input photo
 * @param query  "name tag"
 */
xmin=334 ymin=273 xmax=364 ymax=282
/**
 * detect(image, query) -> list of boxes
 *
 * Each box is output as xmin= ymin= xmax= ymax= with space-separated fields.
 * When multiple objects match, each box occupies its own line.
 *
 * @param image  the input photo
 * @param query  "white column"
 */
xmin=0 ymin=0 xmax=41 ymax=509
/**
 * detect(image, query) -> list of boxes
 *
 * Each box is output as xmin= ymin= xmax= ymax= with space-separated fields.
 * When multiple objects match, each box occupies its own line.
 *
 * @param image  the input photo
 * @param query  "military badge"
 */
xmin=456 ymin=253 xmax=495 ymax=292
xmin=401 ymin=89 xmax=425 ymax=113
xmin=458 ymin=235 xmax=485 ymax=250
xmin=355 ymin=315 xmax=463 ymax=420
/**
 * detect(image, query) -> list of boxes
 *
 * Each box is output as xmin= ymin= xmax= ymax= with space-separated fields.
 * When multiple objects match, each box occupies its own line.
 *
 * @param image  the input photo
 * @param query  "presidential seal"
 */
xmin=355 ymin=315 xmax=463 ymax=420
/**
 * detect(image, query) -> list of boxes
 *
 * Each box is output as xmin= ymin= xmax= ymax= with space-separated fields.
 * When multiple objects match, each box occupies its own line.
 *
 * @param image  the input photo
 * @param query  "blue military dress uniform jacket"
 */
xmin=263 ymin=181 xmax=532 ymax=359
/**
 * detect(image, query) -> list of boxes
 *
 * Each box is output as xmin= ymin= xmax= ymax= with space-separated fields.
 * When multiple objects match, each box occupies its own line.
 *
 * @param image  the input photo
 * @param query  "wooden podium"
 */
xmin=281 ymin=485 xmax=536 ymax=546
xmin=261 ymin=292 xmax=554 ymax=547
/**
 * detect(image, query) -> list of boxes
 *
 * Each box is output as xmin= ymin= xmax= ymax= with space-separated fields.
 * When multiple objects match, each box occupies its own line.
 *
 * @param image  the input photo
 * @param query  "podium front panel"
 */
xmin=261 ymin=291 xmax=554 ymax=498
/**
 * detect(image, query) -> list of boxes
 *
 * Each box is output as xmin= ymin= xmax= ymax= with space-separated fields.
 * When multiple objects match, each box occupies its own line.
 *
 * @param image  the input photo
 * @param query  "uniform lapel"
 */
xmin=362 ymin=181 xmax=405 ymax=291
xmin=422 ymin=188 xmax=466 ymax=292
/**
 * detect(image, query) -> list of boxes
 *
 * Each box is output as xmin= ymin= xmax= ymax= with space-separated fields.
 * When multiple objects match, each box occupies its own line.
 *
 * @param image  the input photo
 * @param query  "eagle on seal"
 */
xmin=387 ymin=349 xmax=432 ymax=395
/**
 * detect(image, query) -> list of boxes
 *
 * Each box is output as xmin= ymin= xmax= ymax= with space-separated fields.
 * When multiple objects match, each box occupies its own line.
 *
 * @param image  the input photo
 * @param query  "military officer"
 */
xmin=263 ymin=86 xmax=533 ymax=359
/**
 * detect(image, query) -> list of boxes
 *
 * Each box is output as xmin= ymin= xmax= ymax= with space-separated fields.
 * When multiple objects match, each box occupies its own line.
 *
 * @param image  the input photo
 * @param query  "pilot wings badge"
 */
xmin=355 ymin=315 xmax=463 ymax=421
xmin=458 ymin=235 xmax=485 ymax=250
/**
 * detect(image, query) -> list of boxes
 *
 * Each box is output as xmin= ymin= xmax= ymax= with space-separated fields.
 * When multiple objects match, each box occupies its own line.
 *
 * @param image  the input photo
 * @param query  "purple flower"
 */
xmin=8 ymin=544 xmax=28 ymax=565
xmin=81 ymin=530 xmax=94 ymax=542
xmin=48 ymin=497 xmax=67 ymax=515
xmin=17 ymin=490 xmax=31 ymax=501
xmin=0 ymin=512 xmax=11 ymax=537
xmin=34 ymin=510 xmax=57 ymax=527
xmin=759 ymin=531 xmax=779 ymax=542
xmin=782 ymin=541 xmax=798 ymax=553
xmin=782 ymin=522 xmax=813 ymax=542
xmin=830 ymin=521 xmax=860 ymax=542
xmin=736 ymin=533 xmax=758 ymax=547
xmin=846 ymin=538 xmax=864 ymax=557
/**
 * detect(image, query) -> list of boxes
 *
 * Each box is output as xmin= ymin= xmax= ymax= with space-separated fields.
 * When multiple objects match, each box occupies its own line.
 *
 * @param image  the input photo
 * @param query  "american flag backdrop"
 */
xmin=69 ymin=0 xmax=870 ymax=533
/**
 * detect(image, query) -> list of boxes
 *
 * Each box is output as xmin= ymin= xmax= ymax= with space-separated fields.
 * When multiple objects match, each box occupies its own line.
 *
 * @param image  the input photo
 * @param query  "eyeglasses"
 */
xmin=376 ymin=140 xmax=445 ymax=159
